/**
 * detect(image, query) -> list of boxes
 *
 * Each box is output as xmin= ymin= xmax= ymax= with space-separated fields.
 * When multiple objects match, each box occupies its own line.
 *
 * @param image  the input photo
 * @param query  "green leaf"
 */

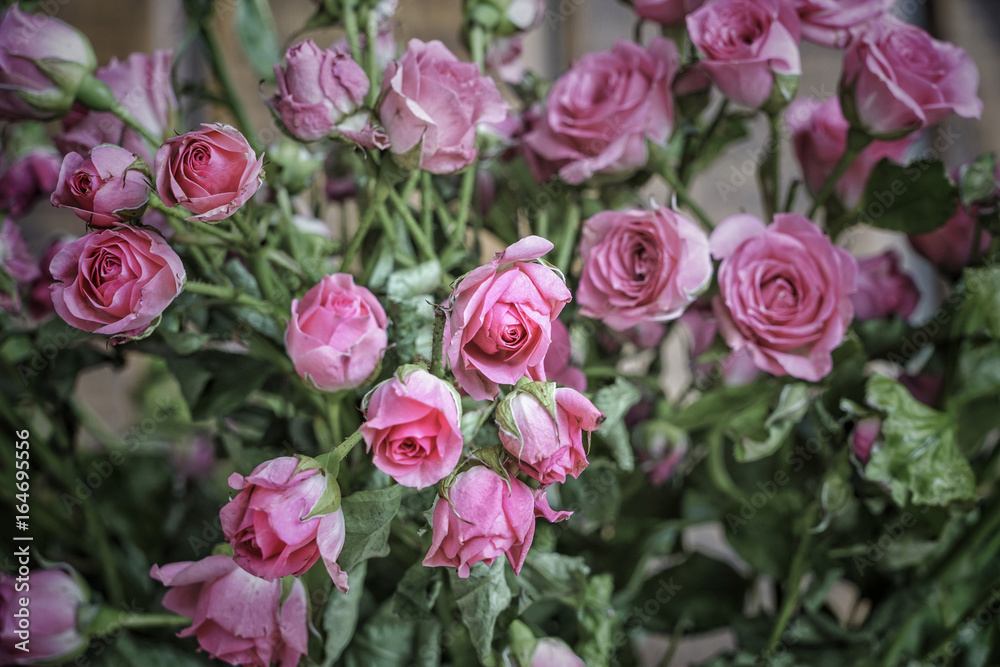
xmin=449 ymin=559 xmax=513 ymax=663
xmin=339 ymin=485 xmax=402 ymax=572
xmin=386 ymin=260 xmax=442 ymax=302
xmin=857 ymin=158 xmax=958 ymax=233
xmin=344 ymin=601 xmax=417 ymax=667
xmin=957 ymin=266 xmax=1000 ymax=339
xmin=235 ymin=0 xmax=281 ymax=82
xmin=686 ymin=112 xmax=752 ymax=175
xmin=592 ymin=378 xmax=640 ymax=471
xmin=517 ymin=551 xmax=591 ymax=611
xmin=735 ymin=383 xmax=810 ymax=462
xmin=577 ymin=573 xmax=615 ymax=667
xmin=321 ymin=563 xmax=367 ymax=667
xmin=864 ymin=375 xmax=975 ymax=507
xmin=668 ymin=379 xmax=776 ymax=432
xmin=392 ymin=561 xmax=443 ymax=620
xmin=960 ymin=153 xmax=997 ymax=209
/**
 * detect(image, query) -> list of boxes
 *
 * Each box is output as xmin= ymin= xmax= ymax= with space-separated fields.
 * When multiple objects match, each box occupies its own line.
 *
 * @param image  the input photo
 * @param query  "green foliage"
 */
xmin=858 ymin=158 xmax=958 ymax=233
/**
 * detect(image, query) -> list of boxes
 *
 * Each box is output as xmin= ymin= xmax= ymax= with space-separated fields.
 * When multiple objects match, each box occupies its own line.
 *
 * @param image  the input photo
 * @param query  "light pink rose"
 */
xmin=497 ymin=382 xmax=604 ymax=486
xmin=445 ymin=236 xmax=572 ymax=401
xmin=361 ymin=365 xmax=464 ymax=489
xmin=522 ymin=38 xmax=678 ymax=185
xmin=486 ymin=37 xmax=527 ymax=85
xmin=422 ymin=466 xmax=571 ymax=577
xmin=786 ymin=97 xmax=914 ymax=208
xmin=852 ymin=417 xmax=881 ymax=464
xmin=577 ymin=207 xmax=712 ymax=332
xmin=793 ymin=0 xmax=893 ymax=48
xmin=0 ymin=4 xmax=96 ymax=121
xmin=0 ymin=147 xmax=60 ymax=217
xmin=632 ymin=0 xmax=705 ymax=26
xmin=56 ymin=50 xmax=176 ymax=165
xmin=49 ymin=226 xmax=185 ymax=336
xmin=543 ymin=319 xmax=586 ymax=392
xmin=851 ymin=250 xmax=919 ymax=321
xmin=686 ymin=0 xmax=801 ymax=109
xmin=286 ymin=273 xmax=388 ymax=392
xmin=530 ymin=638 xmax=586 ymax=667
xmin=379 ymin=39 xmax=507 ymax=174
xmin=0 ymin=567 xmax=87 ymax=665
xmin=909 ymin=205 xmax=992 ymax=275
xmin=841 ymin=17 xmax=982 ymax=137
xmin=51 ymin=145 xmax=149 ymax=228
xmin=149 ymin=555 xmax=307 ymax=667
xmin=154 ymin=123 xmax=264 ymax=223
xmin=710 ymin=213 xmax=857 ymax=382
xmin=220 ymin=456 xmax=348 ymax=590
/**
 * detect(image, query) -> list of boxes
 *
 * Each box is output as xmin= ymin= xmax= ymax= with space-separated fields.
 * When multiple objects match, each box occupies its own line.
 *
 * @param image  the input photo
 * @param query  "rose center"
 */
xmin=92 ymin=250 xmax=122 ymax=284
xmin=70 ymin=171 xmax=94 ymax=198
xmin=500 ymin=322 xmax=525 ymax=347
xmin=762 ymin=276 xmax=798 ymax=309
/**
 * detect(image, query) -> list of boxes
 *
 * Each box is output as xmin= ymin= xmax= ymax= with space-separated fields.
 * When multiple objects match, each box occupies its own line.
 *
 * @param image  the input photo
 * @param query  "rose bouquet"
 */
xmin=1 ymin=0 xmax=999 ymax=665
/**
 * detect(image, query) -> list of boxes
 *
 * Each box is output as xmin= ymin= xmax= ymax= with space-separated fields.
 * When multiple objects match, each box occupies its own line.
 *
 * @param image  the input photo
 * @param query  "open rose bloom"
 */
xmin=51 ymin=144 xmax=150 ymax=228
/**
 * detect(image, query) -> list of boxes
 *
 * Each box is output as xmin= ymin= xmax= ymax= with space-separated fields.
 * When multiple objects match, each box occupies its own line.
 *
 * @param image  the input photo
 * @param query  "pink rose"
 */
xmin=0 ymin=567 xmax=87 ymax=665
xmin=57 ymin=50 xmax=176 ymax=165
xmin=909 ymin=206 xmax=992 ymax=275
xmin=154 ymin=123 xmax=264 ymax=223
xmin=577 ymin=206 xmax=712 ymax=332
xmin=49 ymin=226 xmax=185 ymax=336
xmin=422 ymin=466 xmax=571 ymax=577
xmin=486 ymin=37 xmax=527 ymax=85
xmin=0 ymin=147 xmax=60 ymax=217
xmin=51 ymin=145 xmax=150 ymax=228
xmin=793 ymin=0 xmax=893 ymax=48
xmin=379 ymin=39 xmax=507 ymax=174
xmin=530 ymin=638 xmax=586 ymax=667
xmin=0 ymin=217 xmax=39 ymax=313
xmin=360 ymin=365 xmax=464 ymax=489
xmin=841 ymin=17 xmax=982 ymax=137
xmin=26 ymin=236 xmax=72 ymax=320
xmin=851 ymin=250 xmax=919 ymax=321
xmin=286 ymin=274 xmax=388 ymax=392
xmin=497 ymin=382 xmax=604 ymax=486
xmin=710 ymin=213 xmax=857 ymax=382
xmin=852 ymin=417 xmax=881 ymax=464
xmin=786 ymin=97 xmax=914 ymax=208
xmin=0 ymin=4 xmax=96 ymax=120
xmin=543 ymin=319 xmax=586 ymax=392
xmin=221 ymin=456 xmax=349 ymax=590
xmin=522 ymin=38 xmax=678 ymax=185
xmin=686 ymin=0 xmax=802 ymax=109
xmin=445 ymin=236 xmax=571 ymax=401
xmin=632 ymin=0 xmax=705 ymax=26
xmin=149 ymin=555 xmax=307 ymax=667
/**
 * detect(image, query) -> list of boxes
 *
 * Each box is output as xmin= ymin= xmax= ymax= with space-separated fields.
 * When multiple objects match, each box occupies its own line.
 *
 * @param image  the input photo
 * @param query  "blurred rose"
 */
xmin=852 ymin=417 xmax=881 ymax=464
xmin=793 ymin=0 xmax=893 ymax=48
xmin=0 ymin=567 xmax=87 ymax=665
xmin=51 ymin=145 xmax=149 ymax=228
xmin=0 ymin=217 xmax=39 ymax=313
xmin=0 ymin=148 xmax=61 ymax=217
xmin=851 ymin=250 xmax=919 ymax=320
xmin=26 ymin=236 xmax=72 ymax=320
xmin=908 ymin=205 xmax=992 ymax=275
xmin=543 ymin=319 xmax=586 ymax=392
xmin=632 ymin=0 xmax=705 ymax=26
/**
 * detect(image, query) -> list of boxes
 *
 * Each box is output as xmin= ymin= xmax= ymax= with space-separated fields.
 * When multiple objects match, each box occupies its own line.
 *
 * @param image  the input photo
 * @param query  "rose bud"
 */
xmin=793 ymin=0 xmax=893 ymax=48
xmin=909 ymin=205 xmax=992 ymax=275
xmin=422 ymin=465 xmax=571 ymax=578
xmin=56 ymin=50 xmax=176 ymax=165
xmin=0 ymin=217 xmax=40 ymax=314
xmin=0 ymin=4 xmax=97 ymax=121
xmin=150 ymin=555 xmax=308 ymax=667
xmin=50 ymin=145 xmax=150 ymax=228
xmin=286 ymin=273 xmax=388 ymax=392
xmin=522 ymin=38 xmax=678 ymax=184
xmin=710 ymin=213 xmax=857 ymax=382
xmin=577 ymin=206 xmax=712 ymax=332
xmin=221 ymin=456 xmax=349 ymax=590
xmin=154 ymin=123 xmax=264 ymax=223
xmin=471 ymin=0 xmax=546 ymax=36
xmin=497 ymin=381 xmax=604 ymax=486
xmin=26 ymin=235 xmax=72 ymax=321
xmin=852 ymin=417 xmax=881 ymax=464
xmin=543 ymin=319 xmax=586 ymax=392
xmin=49 ymin=226 xmax=185 ymax=337
xmin=0 ymin=147 xmax=61 ymax=217
xmin=0 ymin=567 xmax=88 ymax=665
xmin=850 ymin=250 xmax=919 ymax=321
xmin=687 ymin=0 xmax=802 ymax=109
xmin=379 ymin=39 xmax=508 ymax=174
xmin=527 ymin=638 xmax=586 ymax=667
xmin=632 ymin=0 xmax=705 ymax=26
xmin=360 ymin=365 xmax=464 ymax=489
xmin=841 ymin=17 xmax=982 ymax=138
xmin=444 ymin=235 xmax=571 ymax=401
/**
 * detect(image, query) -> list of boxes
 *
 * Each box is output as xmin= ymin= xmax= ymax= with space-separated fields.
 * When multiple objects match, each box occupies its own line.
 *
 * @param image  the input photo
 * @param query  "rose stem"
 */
xmin=197 ymin=18 xmax=262 ymax=153
xmin=706 ymin=429 xmax=743 ymax=503
xmin=183 ymin=280 xmax=275 ymax=313
xmin=364 ymin=10 xmax=380 ymax=108
xmin=422 ymin=171 xmax=434 ymax=241
xmin=759 ymin=111 xmax=782 ymax=219
xmin=340 ymin=165 xmax=402 ymax=272
xmin=110 ymin=103 xmax=162 ymax=148
xmin=555 ymin=200 xmax=580 ymax=276
xmin=387 ymin=184 xmax=436 ymax=261
xmin=454 ymin=163 xmax=477 ymax=248
xmin=430 ymin=306 xmax=447 ymax=379
xmin=765 ymin=503 xmax=819 ymax=655
xmin=661 ymin=166 xmax=714 ymax=228
xmin=342 ymin=0 xmax=363 ymax=66
xmin=806 ymin=127 xmax=873 ymax=220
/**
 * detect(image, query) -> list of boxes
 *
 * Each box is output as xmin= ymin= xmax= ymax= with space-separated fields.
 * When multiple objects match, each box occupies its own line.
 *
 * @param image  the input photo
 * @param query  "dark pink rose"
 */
xmin=793 ymin=0 xmax=893 ymax=48
xmin=220 ymin=456 xmax=348 ymax=589
xmin=852 ymin=417 xmax=881 ymax=464
xmin=497 ymin=382 xmax=604 ymax=486
xmin=49 ymin=226 xmax=184 ymax=336
xmin=899 ymin=372 xmax=943 ymax=408
xmin=0 ymin=4 xmax=96 ymax=120
xmin=26 ymin=236 xmax=72 ymax=320
xmin=710 ymin=213 xmax=857 ymax=382
xmin=285 ymin=273 xmax=388 ymax=392
xmin=422 ymin=466 xmax=571 ymax=577
xmin=0 ymin=217 xmax=39 ymax=313
xmin=56 ymin=50 xmax=176 ymax=165
xmin=444 ymin=236 xmax=572 ymax=401
xmin=361 ymin=365 xmax=464 ymax=489
xmin=51 ymin=145 xmax=149 ymax=228
xmin=0 ymin=567 xmax=87 ymax=665
xmin=0 ymin=147 xmax=60 ymax=217
xmin=841 ymin=17 xmax=982 ymax=137
xmin=851 ymin=250 xmax=919 ymax=320
xmin=786 ymin=97 xmax=914 ymax=208
xmin=150 ymin=555 xmax=307 ymax=667
xmin=154 ymin=123 xmax=264 ymax=223
xmin=543 ymin=319 xmax=586 ymax=392
xmin=577 ymin=206 xmax=712 ymax=332
xmin=686 ymin=0 xmax=801 ymax=109
xmin=632 ymin=0 xmax=705 ymax=26
xmin=908 ymin=205 xmax=992 ymax=275
xmin=379 ymin=39 xmax=507 ymax=174
xmin=522 ymin=38 xmax=678 ymax=184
